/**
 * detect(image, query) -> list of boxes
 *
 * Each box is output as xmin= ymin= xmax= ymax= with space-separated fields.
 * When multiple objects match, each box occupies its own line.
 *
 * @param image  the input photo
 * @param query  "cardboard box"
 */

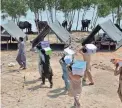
xmin=85 ymin=44 xmax=97 ymax=54
xmin=43 ymin=47 xmax=52 ymax=55
xmin=64 ymin=47 xmax=75 ymax=55
xmin=72 ymin=60 xmax=86 ymax=76
xmin=41 ymin=41 xmax=50 ymax=48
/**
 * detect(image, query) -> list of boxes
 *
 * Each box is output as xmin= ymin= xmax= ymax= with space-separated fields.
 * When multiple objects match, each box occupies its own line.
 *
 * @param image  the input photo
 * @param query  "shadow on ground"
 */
xmin=47 ymin=88 xmax=67 ymax=98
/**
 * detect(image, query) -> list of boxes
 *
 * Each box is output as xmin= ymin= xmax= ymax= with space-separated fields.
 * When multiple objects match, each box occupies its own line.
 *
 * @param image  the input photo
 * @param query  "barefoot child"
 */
xmin=41 ymin=49 xmax=53 ymax=88
xmin=36 ymin=45 xmax=43 ymax=79
xmin=59 ymin=54 xmax=70 ymax=90
xmin=67 ymin=65 xmax=82 ymax=108
xmin=114 ymin=63 xmax=122 ymax=102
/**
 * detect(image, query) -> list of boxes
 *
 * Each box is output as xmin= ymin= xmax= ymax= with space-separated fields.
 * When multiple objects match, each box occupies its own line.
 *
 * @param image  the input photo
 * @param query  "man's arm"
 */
xmin=114 ymin=63 xmax=121 ymax=76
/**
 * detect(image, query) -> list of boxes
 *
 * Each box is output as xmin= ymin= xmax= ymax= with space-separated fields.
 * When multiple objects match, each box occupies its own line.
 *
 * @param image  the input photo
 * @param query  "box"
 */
xmin=64 ymin=55 xmax=73 ymax=64
xmin=40 ymin=41 xmax=50 ymax=48
xmin=72 ymin=60 xmax=86 ymax=76
xmin=64 ymin=47 xmax=75 ymax=55
xmin=43 ymin=47 xmax=52 ymax=55
xmin=85 ymin=44 xmax=97 ymax=54
xmin=118 ymin=62 xmax=122 ymax=67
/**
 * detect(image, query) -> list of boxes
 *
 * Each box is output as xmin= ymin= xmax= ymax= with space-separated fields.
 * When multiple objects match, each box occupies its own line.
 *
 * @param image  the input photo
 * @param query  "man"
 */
xmin=114 ymin=63 xmax=122 ymax=102
xmin=78 ymin=46 xmax=94 ymax=85
xmin=16 ymin=37 xmax=26 ymax=69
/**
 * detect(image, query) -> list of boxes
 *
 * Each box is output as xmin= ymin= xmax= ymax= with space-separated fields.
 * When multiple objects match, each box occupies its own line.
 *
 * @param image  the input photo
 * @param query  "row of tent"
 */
xmin=1 ymin=20 xmax=122 ymax=50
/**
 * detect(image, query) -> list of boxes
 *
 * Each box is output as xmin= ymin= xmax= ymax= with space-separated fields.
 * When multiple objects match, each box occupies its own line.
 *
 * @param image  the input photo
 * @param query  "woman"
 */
xmin=114 ymin=63 xmax=122 ymax=102
xmin=16 ymin=37 xmax=26 ymax=69
xmin=67 ymin=65 xmax=82 ymax=108
xmin=41 ymin=49 xmax=53 ymax=88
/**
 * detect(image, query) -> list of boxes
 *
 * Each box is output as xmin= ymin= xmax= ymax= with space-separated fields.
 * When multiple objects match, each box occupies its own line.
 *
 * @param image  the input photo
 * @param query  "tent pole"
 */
xmin=7 ymin=40 xmax=8 ymax=50
xmin=57 ymin=36 xmax=58 ymax=43
xmin=10 ymin=36 xmax=12 ymax=43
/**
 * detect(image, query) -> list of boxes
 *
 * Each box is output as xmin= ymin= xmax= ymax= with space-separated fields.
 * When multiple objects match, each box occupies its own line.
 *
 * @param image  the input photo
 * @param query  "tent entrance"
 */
xmin=1 ymin=42 xmax=18 ymax=50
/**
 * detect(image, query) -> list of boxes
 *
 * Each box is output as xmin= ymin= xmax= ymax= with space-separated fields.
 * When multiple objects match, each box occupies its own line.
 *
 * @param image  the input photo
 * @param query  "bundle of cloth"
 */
xmin=36 ymin=41 xmax=53 ymax=88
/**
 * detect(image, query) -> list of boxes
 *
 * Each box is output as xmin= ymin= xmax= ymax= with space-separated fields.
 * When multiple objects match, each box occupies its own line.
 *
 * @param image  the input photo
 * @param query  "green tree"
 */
xmin=1 ymin=0 xmax=27 ymax=23
xmin=27 ymin=0 xmax=45 ymax=20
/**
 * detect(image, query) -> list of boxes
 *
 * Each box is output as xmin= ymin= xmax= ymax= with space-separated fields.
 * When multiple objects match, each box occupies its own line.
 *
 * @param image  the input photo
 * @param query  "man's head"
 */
xmin=41 ymin=49 xmax=45 ymax=55
xmin=19 ymin=37 xmax=24 ymax=42
xmin=82 ymin=46 xmax=87 ymax=53
xmin=36 ymin=45 xmax=42 ymax=50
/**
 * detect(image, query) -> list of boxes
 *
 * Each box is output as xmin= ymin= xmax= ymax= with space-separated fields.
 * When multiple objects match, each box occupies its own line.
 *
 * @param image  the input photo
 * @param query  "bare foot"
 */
xmin=89 ymin=83 xmax=94 ymax=85
xmin=22 ymin=67 xmax=26 ymax=70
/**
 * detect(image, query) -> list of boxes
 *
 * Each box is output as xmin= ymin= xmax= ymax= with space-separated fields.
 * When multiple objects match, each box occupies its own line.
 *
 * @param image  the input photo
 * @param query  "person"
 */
xmin=16 ymin=37 xmax=26 ymax=69
xmin=59 ymin=54 xmax=70 ymax=90
xmin=67 ymin=21 xmax=72 ymax=32
xmin=41 ymin=49 xmax=53 ymax=88
xmin=78 ymin=46 xmax=94 ymax=85
xmin=114 ymin=63 xmax=122 ymax=102
xmin=67 ymin=65 xmax=82 ymax=108
xmin=36 ymin=45 xmax=43 ymax=79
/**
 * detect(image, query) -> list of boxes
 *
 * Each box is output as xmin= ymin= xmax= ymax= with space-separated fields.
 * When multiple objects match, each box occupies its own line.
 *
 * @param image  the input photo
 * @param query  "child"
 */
xmin=67 ymin=65 xmax=82 ymax=108
xmin=59 ymin=54 xmax=70 ymax=90
xmin=114 ymin=63 xmax=122 ymax=102
xmin=41 ymin=49 xmax=53 ymax=88
xmin=36 ymin=45 xmax=43 ymax=79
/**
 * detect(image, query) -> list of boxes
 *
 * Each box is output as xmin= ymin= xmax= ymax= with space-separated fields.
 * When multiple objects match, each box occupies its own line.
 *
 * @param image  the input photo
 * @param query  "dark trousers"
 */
xmin=42 ymin=74 xmax=53 ymax=86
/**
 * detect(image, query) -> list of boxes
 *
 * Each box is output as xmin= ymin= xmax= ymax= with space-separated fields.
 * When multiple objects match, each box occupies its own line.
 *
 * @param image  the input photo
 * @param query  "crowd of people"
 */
xmin=16 ymin=37 xmax=122 ymax=108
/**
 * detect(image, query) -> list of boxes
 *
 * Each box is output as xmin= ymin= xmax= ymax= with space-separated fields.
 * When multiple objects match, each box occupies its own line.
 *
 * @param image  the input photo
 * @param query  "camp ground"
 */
xmin=82 ymin=20 xmax=122 ymax=51
xmin=32 ymin=21 xmax=71 ymax=50
xmin=1 ymin=21 xmax=26 ymax=50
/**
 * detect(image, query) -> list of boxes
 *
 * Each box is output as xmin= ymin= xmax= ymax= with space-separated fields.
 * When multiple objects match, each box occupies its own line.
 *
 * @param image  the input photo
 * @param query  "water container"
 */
xmin=64 ymin=55 xmax=73 ymax=64
xmin=85 ymin=44 xmax=97 ymax=54
xmin=72 ymin=60 xmax=86 ymax=76
xmin=43 ymin=47 xmax=52 ymax=55
xmin=40 ymin=41 xmax=50 ymax=49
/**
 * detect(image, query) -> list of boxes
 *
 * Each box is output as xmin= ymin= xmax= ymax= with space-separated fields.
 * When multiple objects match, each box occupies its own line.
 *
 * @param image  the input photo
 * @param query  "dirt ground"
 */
xmin=1 ymin=32 xmax=122 ymax=108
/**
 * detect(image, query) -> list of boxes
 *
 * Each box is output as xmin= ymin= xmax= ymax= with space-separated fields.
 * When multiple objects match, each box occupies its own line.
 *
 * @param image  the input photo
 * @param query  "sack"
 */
xmin=43 ymin=47 xmax=52 ymax=55
xmin=40 ymin=41 xmax=50 ymax=48
xmin=72 ymin=60 xmax=86 ymax=76
xmin=85 ymin=44 xmax=97 ymax=54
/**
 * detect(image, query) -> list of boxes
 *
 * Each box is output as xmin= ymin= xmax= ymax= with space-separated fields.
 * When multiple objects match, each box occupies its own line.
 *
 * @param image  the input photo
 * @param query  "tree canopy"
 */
xmin=1 ymin=0 xmax=122 ymax=26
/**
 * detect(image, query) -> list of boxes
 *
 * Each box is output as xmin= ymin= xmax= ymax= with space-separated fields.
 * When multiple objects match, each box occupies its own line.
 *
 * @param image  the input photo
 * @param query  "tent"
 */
xmin=32 ymin=21 xmax=71 ymax=48
xmin=1 ymin=20 xmax=26 ymax=41
xmin=82 ymin=20 xmax=122 ymax=50
xmin=1 ymin=21 xmax=26 ymax=50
